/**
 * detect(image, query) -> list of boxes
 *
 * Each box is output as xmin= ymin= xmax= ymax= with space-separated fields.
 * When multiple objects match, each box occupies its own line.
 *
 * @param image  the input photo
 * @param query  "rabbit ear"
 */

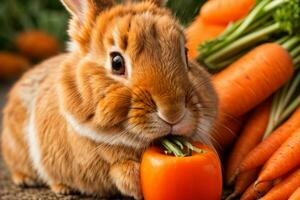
xmin=124 ymin=0 xmax=167 ymax=6
xmin=145 ymin=0 xmax=167 ymax=6
xmin=60 ymin=0 xmax=81 ymax=17
xmin=61 ymin=0 xmax=114 ymax=21
xmin=61 ymin=0 xmax=114 ymax=53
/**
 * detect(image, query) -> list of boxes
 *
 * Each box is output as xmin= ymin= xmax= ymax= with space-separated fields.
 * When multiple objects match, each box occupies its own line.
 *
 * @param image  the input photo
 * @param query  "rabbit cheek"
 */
xmin=127 ymin=109 xmax=170 ymax=142
xmin=94 ymin=88 xmax=131 ymax=127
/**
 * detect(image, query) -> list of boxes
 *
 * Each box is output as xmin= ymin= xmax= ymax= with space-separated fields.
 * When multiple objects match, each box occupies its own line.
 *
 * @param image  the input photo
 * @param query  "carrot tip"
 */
xmin=253 ymin=180 xmax=260 ymax=189
xmin=227 ymin=177 xmax=235 ymax=186
xmin=228 ymin=169 xmax=240 ymax=186
xmin=253 ymin=180 xmax=267 ymax=192
xmin=225 ymin=192 xmax=237 ymax=200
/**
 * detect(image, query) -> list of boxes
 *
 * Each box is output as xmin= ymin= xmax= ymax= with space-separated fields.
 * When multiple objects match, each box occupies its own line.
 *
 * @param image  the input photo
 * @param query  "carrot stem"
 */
xmin=171 ymin=138 xmax=184 ymax=150
xmin=264 ymin=93 xmax=280 ymax=138
xmin=226 ymin=0 xmax=271 ymax=41
xmin=263 ymin=0 xmax=288 ymax=12
xmin=160 ymin=137 xmax=206 ymax=157
xmin=276 ymin=73 xmax=300 ymax=119
xmin=290 ymin=46 xmax=300 ymax=58
xmin=273 ymin=82 xmax=291 ymax=122
xmin=219 ymin=20 xmax=243 ymax=39
xmin=280 ymin=95 xmax=300 ymax=123
xmin=294 ymin=55 xmax=300 ymax=68
xmin=211 ymin=50 xmax=249 ymax=69
xmin=243 ymin=13 xmax=273 ymax=35
xmin=264 ymin=71 xmax=300 ymax=138
xmin=276 ymin=35 xmax=290 ymax=45
xmin=199 ymin=0 xmax=300 ymax=70
xmin=281 ymin=36 xmax=300 ymax=52
xmin=161 ymin=139 xmax=184 ymax=157
xmin=205 ymin=23 xmax=280 ymax=64
xmin=200 ymin=0 xmax=271 ymax=58
xmin=281 ymin=72 xmax=300 ymax=104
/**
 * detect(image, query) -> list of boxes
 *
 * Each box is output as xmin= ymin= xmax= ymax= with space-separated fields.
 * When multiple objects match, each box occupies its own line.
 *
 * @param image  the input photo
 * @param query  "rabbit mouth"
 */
xmin=167 ymin=111 xmax=215 ymax=146
xmin=169 ymin=110 xmax=196 ymax=138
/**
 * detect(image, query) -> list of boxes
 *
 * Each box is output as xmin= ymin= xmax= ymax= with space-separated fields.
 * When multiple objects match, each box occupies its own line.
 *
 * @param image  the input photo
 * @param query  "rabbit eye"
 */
xmin=110 ymin=52 xmax=125 ymax=76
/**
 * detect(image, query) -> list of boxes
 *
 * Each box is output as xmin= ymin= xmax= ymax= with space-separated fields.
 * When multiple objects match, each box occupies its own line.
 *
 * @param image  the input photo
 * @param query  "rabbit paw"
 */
xmin=110 ymin=160 xmax=143 ymax=200
xmin=50 ymin=183 xmax=73 ymax=195
xmin=12 ymin=171 xmax=39 ymax=187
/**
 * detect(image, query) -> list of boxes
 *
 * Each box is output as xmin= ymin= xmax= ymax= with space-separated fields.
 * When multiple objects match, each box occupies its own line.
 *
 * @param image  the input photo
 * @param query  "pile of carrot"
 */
xmin=225 ymin=96 xmax=300 ymax=199
xmin=0 ymin=51 xmax=30 ymax=80
xmin=187 ymin=0 xmax=300 ymax=149
xmin=187 ymin=0 xmax=300 ymax=199
xmin=0 ymin=30 xmax=60 ymax=81
xmin=186 ymin=0 xmax=255 ymax=59
xmin=211 ymin=40 xmax=296 ymax=152
xmin=0 ymin=0 xmax=63 ymax=81
xmin=186 ymin=0 xmax=259 ymax=152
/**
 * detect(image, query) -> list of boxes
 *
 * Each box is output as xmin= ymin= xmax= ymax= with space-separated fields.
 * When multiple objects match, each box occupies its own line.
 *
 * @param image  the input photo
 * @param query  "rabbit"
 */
xmin=1 ymin=0 xmax=218 ymax=199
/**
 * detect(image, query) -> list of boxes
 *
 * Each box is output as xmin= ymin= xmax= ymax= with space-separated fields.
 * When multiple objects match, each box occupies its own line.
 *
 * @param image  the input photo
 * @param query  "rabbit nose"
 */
xmin=158 ymin=107 xmax=186 ymax=125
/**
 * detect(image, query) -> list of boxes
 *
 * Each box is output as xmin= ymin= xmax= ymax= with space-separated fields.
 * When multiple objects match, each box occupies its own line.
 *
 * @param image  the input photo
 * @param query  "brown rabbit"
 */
xmin=1 ymin=0 xmax=218 ymax=199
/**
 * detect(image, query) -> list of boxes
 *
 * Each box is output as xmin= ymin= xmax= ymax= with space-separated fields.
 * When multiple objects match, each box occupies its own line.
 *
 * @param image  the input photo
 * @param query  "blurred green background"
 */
xmin=0 ymin=0 xmax=69 ymax=51
xmin=0 ymin=0 xmax=205 ymax=51
xmin=0 ymin=0 xmax=205 ymax=81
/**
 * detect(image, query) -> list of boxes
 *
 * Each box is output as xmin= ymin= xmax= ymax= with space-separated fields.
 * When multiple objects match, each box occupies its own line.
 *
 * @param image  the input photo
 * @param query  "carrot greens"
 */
xmin=198 ymin=0 xmax=300 ymax=71
xmin=160 ymin=136 xmax=206 ymax=157
xmin=264 ymin=72 xmax=300 ymax=138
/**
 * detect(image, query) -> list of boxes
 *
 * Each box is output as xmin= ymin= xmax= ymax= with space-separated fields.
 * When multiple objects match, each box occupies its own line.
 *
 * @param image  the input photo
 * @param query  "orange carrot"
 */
xmin=241 ymin=181 xmax=273 ymax=200
xmin=211 ymin=114 xmax=245 ymax=153
xmin=260 ymin=169 xmax=300 ymax=200
xmin=239 ymin=107 xmax=300 ymax=173
xmin=0 ymin=51 xmax=30 ymax=80
xmin=213 ymin=43 xmax=294 ymax=118
xmin=226 ymin=169 xmax=260 ymax=200
xmin=16 ymin=30 xmax=60 ymax=59
xmin=256 ymin=128 xmax=300 ymax=184
xmin=186 ymin=17 xmax=226 ymax=59
xmin=226 ymin=101 xmax=271 ymax=185
xmin=200 ymin=0 xmax=256 ymax=25
xmin=288 ymin=187 xmax=300 ymax=200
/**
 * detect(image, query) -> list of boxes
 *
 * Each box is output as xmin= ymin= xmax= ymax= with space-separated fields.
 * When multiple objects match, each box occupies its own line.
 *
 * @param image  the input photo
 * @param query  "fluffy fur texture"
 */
xmin=1 ymin=0 xmax=218 ymax=199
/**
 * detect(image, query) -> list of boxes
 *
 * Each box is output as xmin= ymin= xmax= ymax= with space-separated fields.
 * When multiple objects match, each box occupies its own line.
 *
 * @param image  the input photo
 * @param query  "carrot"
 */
xmin=198 ymin=0 xmax=300 ymax=71
xmin=225 ymin=101 xmax=271 ymax=185
xmin=141 ymin=142 xmax=222 ymax=200
xmin=213 ymin=43 xmax=294 ymax=118
xmin=260 ymin=169 xmax=300 ymax=200
xmin=16 ymin=30 xmax=60 ymax=60
xmin=240 ymin=181 xmax=273 ymax=200
xmin=200 ymin=0 xmax=255 ymax=25
xmin=226 ymin=169 xmax=260 ymax=200
xmin=288 ymin=187 xmax=300 ymax=200
xmin=0 ymin=51 xmax=30 ymax=80
xmin=256 ymin=128 xmax=300 ymax=184
xmin=211 ymin=114 xmax=245 ymax=153
xmin=186 ymin=17 xmax=226 ymax=59
xmin=239 ymin=107 xmax=300 ymax=173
